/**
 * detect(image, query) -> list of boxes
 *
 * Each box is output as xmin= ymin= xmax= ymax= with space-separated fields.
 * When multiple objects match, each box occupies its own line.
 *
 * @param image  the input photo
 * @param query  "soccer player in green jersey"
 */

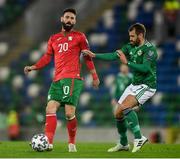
xmin=111 ymin=64 xmax=133 ymax=109
xmin=83 ymin=23 xmax=157 ymax=153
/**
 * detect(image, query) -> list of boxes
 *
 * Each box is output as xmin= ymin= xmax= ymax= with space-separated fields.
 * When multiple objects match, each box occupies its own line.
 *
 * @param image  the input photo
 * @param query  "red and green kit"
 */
xmin=34 ymin=30 xmax=96 ymax=106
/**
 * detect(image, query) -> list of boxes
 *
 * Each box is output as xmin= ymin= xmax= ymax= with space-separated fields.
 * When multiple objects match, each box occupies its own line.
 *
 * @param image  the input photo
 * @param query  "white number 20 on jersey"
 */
xmin=58 ymin=43 xmax=68 ymax=53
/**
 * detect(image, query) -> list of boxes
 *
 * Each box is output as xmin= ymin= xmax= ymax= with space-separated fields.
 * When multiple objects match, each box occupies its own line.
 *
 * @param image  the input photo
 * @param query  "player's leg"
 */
xmin=115 ymin=95 xmax=147 ymax=153
xmin=45 ymin=81 xmax=62 ymax=150
xmin=108 ymin=115 xmax=130 ymax=152
xmin=116 ymin=85 xmax=148 ymax=140
xmin=62 ymin=78 xmax=83 ymax=152
xmin=65 ymin=105 xmax=77 ymax=152
xmin=116 ymin=85 xmax=156 ymax=152
xmin=108 ymin=86 xmax=131 ymax=152
xmin=128 ymin=86 xmax=156 ymax=152
xmin=118 ymin=95 xmax=142 ymax=138
xmin=45 ymin=100 xmax=60 ymax=149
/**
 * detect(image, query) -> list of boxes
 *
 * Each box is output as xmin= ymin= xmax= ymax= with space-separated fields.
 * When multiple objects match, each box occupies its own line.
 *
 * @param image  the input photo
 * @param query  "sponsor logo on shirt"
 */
xmin=62 ymin=96 xmax=68 ymax=99
xmin=57 ymin=37 xmax=62 ymax=41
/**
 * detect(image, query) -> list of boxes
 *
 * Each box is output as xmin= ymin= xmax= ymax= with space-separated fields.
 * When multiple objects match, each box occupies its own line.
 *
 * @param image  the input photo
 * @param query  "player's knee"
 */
xmin=66 ymin=113 xmax=75 ymax=120
xmin=46 ymin=104 xmax=57 ymax=114
xmin=122 ymin=108 xmax=132 ymax=115
xmin=114 ymin=104 xmax=124 ymax=118
xmin=114 ymin=110 xmax=123 ymax=119
xmin=115 ymin=116 xmax=125 ymax=122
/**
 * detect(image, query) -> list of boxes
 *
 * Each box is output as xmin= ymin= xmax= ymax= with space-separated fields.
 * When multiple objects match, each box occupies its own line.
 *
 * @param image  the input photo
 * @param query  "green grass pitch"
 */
xmin=0 ymin=142 xmax=180 ymax=158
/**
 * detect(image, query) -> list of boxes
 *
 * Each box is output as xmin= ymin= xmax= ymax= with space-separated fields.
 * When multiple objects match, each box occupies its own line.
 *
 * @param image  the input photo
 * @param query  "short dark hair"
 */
xmin=128 ymin=23 xmax=146 ymax=37
xmin=63 ymin=8 xmax=76 ymax=15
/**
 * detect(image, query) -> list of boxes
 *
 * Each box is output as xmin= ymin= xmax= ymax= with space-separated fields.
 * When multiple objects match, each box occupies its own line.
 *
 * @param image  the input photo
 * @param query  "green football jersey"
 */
xmin=121 ymin=40 xmax=158 ymax=89
xmin=113 ymin=73 xmax=133 ymax=99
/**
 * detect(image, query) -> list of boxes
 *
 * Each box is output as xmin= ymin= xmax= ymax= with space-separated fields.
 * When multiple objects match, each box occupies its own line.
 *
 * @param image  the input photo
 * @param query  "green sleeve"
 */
xmin=128 ymin=48 xmax=157 ymax=73
xmin=121 ymin=43 xmax=130 ymax=55
xmin=128 ymin=61 xmax=150 ymax=73
xmin=95 ymin=52 xmax=119 ymax=60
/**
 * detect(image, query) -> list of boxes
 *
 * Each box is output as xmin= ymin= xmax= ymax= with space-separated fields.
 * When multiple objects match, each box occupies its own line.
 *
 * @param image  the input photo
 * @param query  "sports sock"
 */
xmin=67 ymin=117 xmax=77 ymax=144
xmin=125 ymin=110 xmax=142 ymax=139
xmin=116 ymin=117 xmax=128 ymax=146
xmin=45 ymin=114 xmax=57 ymax=144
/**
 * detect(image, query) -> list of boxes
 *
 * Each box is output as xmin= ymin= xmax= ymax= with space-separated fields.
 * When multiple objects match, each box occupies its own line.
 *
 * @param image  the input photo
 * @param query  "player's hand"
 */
xmin=24 ymin=65 xmax=36 ymax=75
xmin=116 ymin=50 xmax=128 ymax=64
xmin=111 ymin=99 xmax=118 ymax=106
xmin=92 ymin=78 xmax=100 ymax=89
xmin=82 ymin=50 xmax=95 ymax=58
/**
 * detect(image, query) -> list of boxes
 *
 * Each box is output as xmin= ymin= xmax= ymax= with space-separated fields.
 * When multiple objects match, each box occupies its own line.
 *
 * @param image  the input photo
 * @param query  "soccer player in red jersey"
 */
xmin=24 ymin=8 xmax=100 ymax=152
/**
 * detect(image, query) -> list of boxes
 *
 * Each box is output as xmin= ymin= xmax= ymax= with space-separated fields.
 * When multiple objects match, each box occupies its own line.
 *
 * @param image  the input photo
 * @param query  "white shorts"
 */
xmin=118 ymin=84 xmax=156 ymax=105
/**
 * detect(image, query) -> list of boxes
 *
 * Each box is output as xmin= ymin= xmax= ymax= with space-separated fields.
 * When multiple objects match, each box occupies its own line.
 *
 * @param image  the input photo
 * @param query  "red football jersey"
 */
xmin=34 ymin=30 xmax=94 ymax=82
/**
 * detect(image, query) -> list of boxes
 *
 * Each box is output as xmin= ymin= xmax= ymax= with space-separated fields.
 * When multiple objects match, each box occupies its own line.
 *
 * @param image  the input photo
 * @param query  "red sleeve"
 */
xmin=80 ymin=33 xmax=98 ymax=80
xmin=83 ymin=55 xmax=95 ymax=70
xmin=83 ymin=56 xmax=98 ymax=80
xmin=80 ymin=33 xmax=89 ymax=50
xmin=34 ymin=37 xmax=53 ymax=69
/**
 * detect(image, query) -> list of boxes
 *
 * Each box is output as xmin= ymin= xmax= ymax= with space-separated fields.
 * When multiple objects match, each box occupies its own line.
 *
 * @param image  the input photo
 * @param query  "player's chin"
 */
xmin=130 ymin=41 xmax=134 ymax=45
xmin=66 ymin=23 xmax=72 ymax=26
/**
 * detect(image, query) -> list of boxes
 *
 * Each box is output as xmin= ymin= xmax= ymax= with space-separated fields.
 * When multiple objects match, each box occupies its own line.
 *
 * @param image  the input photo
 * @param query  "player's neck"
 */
xmin=61 ymin=28 xmax=73 ymax=36
xmin=139 ymin=39 xmax=145 ymax=47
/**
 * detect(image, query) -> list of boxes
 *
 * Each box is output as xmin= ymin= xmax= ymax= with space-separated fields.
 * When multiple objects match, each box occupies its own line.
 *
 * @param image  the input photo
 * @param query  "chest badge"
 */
xmin=68 ymin=36 xmax=73 ymax=41
xmin=137 ymin=50 xmax=142 ymax=56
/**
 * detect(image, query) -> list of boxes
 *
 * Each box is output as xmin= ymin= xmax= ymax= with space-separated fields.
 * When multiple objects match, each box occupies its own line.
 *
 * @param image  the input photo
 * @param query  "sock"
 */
xmin=116 ymin=117 xmax=128 ymax=146
xmin=67 ymin=117 xmax=77 ymax=144
xmin=125 ymin=110 xmax=142 ymax=139
xmin=45 ymin=114 xmax=57 ymax=144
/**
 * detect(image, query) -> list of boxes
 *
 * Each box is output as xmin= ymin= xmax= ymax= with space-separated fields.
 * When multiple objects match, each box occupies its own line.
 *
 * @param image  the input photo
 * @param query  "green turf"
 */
xmin=0 ymin=142 xmax=180 ymax=158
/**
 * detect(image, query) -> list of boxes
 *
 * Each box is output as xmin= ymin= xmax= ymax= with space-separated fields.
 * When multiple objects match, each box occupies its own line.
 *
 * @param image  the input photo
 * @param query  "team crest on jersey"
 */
xmin=68 ymin=36 xmax=73 ymax=41
xmin=147 ymin=50 xmax=154 ymax=60
xmin=137 ymin=50 xmax=142 ymax=56
xmin=148 ymin=50 xmax=154 ymax=56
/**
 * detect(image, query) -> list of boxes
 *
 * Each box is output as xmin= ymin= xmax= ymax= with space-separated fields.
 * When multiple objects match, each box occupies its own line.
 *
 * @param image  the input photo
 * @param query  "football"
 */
xmin=31 ymin=133 xmax=49 ymax=152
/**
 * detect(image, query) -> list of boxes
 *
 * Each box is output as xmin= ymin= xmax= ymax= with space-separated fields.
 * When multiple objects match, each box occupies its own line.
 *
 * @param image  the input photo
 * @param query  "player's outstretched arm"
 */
xmin=116 ymin=50 xmax=128 ymax=64
xmin=82 ymin=50 xmax=95 ymax=57
xmin=24 ymin=53 xmax=52 ymax=75
xmin=24 ymin=65 xmax=37 ymax=75
xmin=82 ymin=50 xmax=119 ymax=61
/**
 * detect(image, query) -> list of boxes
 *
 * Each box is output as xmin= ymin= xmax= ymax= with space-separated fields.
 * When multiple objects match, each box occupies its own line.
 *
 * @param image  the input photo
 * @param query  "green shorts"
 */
xmin=47 ymin=78 xmax=83 ymax=107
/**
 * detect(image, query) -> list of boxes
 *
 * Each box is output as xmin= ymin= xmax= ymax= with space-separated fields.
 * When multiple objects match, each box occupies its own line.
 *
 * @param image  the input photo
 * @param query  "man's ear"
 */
xmin=74 ymin=19 xmax=76 ymax=25
xmin=139 ymin=32 xmax=144 ymax=38
xmin=60 ymin=17 xmax=63 ymax=22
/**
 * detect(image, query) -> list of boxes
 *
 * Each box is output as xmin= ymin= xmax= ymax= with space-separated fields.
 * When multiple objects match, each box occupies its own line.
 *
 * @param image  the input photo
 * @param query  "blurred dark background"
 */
xmin=0 ymin=0 xmax=179 ymax=143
